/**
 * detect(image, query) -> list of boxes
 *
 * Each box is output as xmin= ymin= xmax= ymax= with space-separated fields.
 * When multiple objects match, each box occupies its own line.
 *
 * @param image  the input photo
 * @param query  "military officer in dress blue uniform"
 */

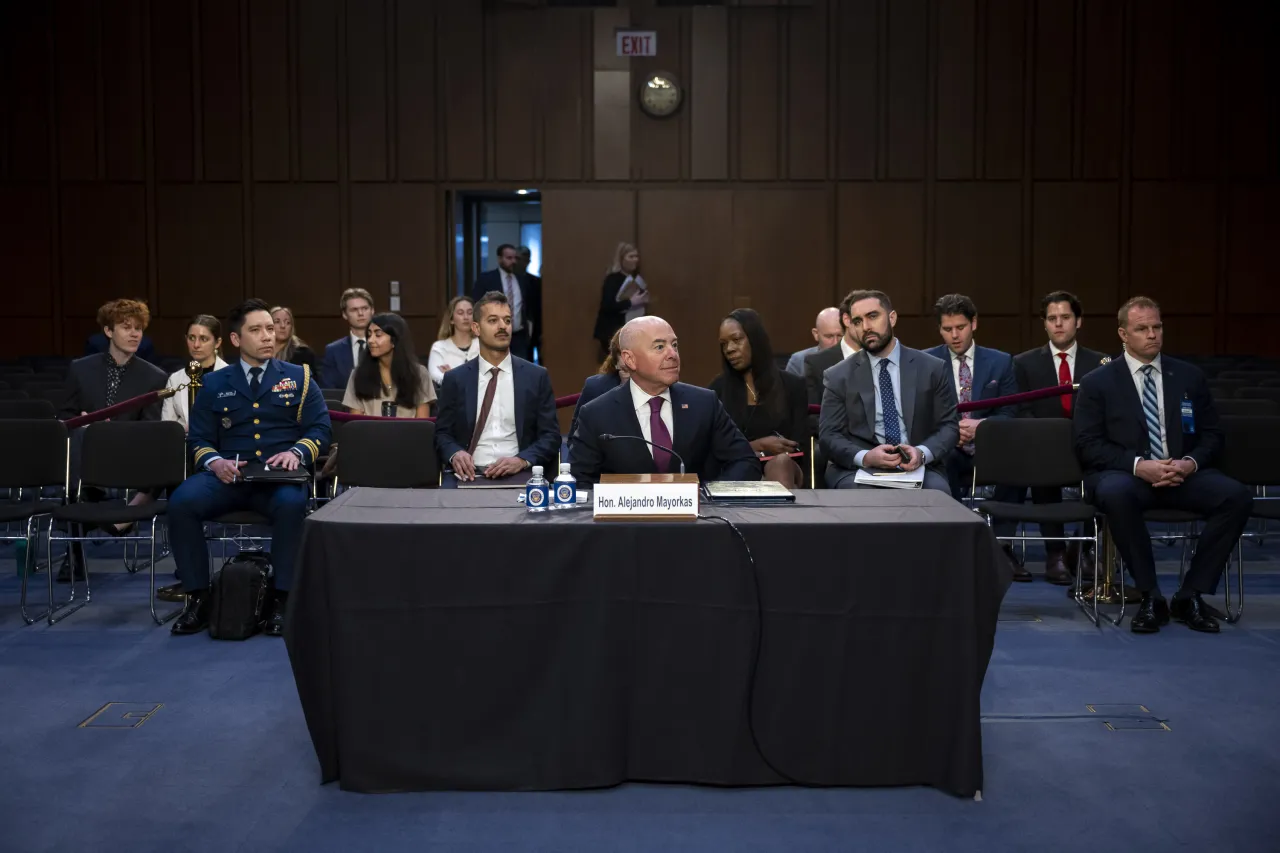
xmin=169 ymin=299 xmax=331 ymax=636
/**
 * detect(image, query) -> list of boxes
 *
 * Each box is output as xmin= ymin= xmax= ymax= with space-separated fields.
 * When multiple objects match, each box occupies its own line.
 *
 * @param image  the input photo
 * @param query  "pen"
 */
xmin=234 ymin=453 xmax=239 ymax=482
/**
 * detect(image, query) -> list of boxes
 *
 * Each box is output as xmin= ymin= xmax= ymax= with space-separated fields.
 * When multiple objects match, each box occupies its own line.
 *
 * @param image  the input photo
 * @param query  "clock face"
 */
xmin=639 ymin=73 xmax=682 ymax=118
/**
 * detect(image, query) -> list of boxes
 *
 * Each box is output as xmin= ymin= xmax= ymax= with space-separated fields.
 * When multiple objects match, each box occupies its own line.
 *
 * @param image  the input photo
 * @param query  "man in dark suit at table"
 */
xmin=1074 ymin=296 xmax=1251 ymax=634
xmin=471 ymin=244 xmax=541 ymax=362
xmin=435 ymin=290 xmax=560 ymax=485
xmin=924 ymin=294 xmax=1026 ymax=577
xmin=819 ymin=290 xmax=958 ymax=493
xmin=319 ymin=287 xmax=375 ymax=390
xmin=570 ymin=316 xmax=760 ymax=485
xmin=1013 ymin=290 xmax=1108 ymax=582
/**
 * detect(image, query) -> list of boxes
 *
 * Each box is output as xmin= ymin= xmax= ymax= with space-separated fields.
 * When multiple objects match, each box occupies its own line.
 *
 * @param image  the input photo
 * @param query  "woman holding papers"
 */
xmin=710 ymin=309 xmax=808 ymax=488
xmin=593 ymin=242 xmax=650 ymax=358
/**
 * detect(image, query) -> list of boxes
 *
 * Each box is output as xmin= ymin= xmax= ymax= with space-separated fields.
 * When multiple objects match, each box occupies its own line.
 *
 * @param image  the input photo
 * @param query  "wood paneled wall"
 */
xmin=1 ymin=0 xmax=1275 ymax=400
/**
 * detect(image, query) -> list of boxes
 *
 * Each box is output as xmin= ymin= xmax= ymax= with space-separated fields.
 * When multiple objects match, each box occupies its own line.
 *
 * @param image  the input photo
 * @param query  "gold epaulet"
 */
xmin=297 ymin=364 xmax=311 ymax=421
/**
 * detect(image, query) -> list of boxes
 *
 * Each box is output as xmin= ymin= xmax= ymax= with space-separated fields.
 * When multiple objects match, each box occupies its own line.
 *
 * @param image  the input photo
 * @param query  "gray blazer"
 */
xmin=818 ymin=344 xmax=959 ymax=476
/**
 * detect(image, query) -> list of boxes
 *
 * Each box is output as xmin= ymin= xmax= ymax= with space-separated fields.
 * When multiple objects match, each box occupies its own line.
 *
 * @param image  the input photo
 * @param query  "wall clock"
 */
xmin=638 ymin=72 xmax=683 ymax=118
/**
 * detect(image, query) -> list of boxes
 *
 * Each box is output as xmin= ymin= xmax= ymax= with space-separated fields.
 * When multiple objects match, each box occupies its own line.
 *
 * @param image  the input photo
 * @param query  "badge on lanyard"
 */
xmin=1180 ymin=395 xmax=1195 ymax=434
xmin=221 ymin=417 xmax=232 ymax=430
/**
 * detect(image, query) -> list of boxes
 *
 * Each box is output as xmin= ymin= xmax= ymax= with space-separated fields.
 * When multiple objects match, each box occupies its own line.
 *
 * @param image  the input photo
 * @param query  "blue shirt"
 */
xmin=785 ymin=346 xmax=818 ymax=376
xmin=854 ymin=340 xmax=934 ymax=468
xmin=241 ymin=358 xmax=270 ymax=384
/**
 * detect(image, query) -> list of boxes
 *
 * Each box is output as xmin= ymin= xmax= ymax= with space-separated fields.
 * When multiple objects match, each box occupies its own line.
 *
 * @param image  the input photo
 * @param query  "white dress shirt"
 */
xmin=949 ymin=342 xmax=977 ymax=401
xmin=630 ymin=380 xmax=673 ymax=457
xmin=161 ymin=357 xmax=228 ymax=429
xmin=427 ymin=337 xmax=479 ymax=385
xmin=349 ymin=332 xmax=367 ymax=369
xmin=1050 ymin=340 xmax=1078 ymax=381
xmin=501 ymin=270 xmax=525 ymax=332
xmin=471 ymin=354 xmax=520 ymax=467
xmin=839 ymin=337 xmax=857 ymax=360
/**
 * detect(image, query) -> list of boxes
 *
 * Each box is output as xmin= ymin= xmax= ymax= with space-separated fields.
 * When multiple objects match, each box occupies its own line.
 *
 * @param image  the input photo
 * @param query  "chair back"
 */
xmin=1214 ymin=398 xmax=1278 ymax=417
xmin=0 ymin=419 xmax=68 ymax=489
xmin=0 ymin=389 xmax=31 ymax=400
xmin=973 ymin=418 xmax=1082 ymax=488
xmin=0 ymin=399 xmax=56 ymax=419
xmin=1219 ymin=416 xmax=1280 ymax=487
xmin=336 ymin=419 xmax=438 ymax=489
xmin=80 ymin=421 xmax=188 ymax=491
xmin=1236 ymin=387 xmax=1280 ymax=406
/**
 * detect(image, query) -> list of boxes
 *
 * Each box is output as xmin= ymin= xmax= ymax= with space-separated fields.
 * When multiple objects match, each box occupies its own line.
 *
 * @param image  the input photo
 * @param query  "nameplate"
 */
xmin=593 ymin=473 xmax=699 ymax=522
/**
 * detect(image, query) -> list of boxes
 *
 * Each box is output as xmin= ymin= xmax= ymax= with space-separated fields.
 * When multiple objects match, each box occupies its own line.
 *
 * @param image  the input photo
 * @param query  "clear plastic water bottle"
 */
xmin=525 ymin=465 xmax=549 ymax=513
xmin=552 ymin=462 xmax=577 ymax=510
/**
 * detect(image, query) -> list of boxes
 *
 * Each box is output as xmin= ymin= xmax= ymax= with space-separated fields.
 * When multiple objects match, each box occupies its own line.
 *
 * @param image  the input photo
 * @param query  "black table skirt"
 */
xmin=285 ymin=489 xmax=1011 ymax=797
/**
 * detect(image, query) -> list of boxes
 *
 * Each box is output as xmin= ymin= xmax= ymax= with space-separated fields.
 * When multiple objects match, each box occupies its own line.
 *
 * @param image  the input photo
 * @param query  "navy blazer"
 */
xmin=569 ymin=372 xmax=622 ymax=446
xmin=319 ymin=337 xmax=357 ymax=390
xmin=1073 ymin=355 xmax=1222 ymax=483
xmin=433 ymin=356 xmax=561 ymax=471
xmin=471 ymin=269 xmax=542 ymax=351
xmin=569 ymin=381 xmax=761 ymax=485
xmin=924 ymin=344 xmax=1019 ymax=419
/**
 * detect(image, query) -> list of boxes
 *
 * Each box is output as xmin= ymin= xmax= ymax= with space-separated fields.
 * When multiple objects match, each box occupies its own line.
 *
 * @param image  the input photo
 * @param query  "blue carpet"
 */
xmin=2 ymin=536 xmax=1279 ymax=853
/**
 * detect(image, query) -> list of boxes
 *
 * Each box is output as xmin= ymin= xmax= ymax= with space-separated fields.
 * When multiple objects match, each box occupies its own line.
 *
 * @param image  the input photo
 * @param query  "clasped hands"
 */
xmin=450 ymin=450 xmax=527 ymax=482
xmin=864 ymin=443 xmax=924 ymax=472
xmin=1136 ymin=458 xmax=1195 ymax=488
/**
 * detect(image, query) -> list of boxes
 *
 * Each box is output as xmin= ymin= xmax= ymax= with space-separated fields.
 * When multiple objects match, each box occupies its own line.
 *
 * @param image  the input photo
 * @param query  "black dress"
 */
xmin=593 ymin=272 xmax=634 ymax=348
xmin=708 ymin=370 xmax=809 ymax=448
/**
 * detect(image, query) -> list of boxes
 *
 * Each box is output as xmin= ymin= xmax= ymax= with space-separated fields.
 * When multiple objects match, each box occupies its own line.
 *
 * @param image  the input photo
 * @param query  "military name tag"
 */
xmin=221 ymin=417 xmax=232 ymax=429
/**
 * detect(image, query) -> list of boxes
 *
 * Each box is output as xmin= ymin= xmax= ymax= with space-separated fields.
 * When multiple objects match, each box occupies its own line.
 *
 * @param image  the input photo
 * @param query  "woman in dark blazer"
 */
xmin=570 ymin=329 xmax=629 ymax=442
xmin=592 ymin=242 xmax=649 ymax=357
xmin=709 ymin=308 xmax=808 ymax=488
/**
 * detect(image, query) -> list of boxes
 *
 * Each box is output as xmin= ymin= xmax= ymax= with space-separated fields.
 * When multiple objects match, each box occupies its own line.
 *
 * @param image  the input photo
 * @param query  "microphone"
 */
xmin=598 ymin=433 xmax=686 ymax=476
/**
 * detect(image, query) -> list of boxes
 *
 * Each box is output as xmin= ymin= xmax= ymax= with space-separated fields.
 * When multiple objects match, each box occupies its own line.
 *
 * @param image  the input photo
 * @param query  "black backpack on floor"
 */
xmin=208 ymin=548 xmax=273 ymax=641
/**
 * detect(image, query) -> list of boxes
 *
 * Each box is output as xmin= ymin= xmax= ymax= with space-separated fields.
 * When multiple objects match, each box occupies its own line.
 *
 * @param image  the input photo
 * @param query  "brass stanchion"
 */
xmin=1078 ymin=529 xmax=1142 ymax=605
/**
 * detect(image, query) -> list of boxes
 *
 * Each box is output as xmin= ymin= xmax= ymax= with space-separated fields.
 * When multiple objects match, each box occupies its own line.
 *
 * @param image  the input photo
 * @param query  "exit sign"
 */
xmin=616 ymin=31 xmax=657 ymax=57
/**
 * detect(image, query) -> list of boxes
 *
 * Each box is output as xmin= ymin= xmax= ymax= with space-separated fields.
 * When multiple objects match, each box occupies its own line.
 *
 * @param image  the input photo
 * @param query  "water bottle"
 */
xmin=552 ymin=463 xmax=577 ymax=510
xmin=525 ymin=465 xmax=549 ymax=513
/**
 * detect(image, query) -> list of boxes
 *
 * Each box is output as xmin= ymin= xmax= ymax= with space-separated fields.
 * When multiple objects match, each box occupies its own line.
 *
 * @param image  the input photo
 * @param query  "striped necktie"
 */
xmin=1140 ymin=365 xmax=1165 ymax=460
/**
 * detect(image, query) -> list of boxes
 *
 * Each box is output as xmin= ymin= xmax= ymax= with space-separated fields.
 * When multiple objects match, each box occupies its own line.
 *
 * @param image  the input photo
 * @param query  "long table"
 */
xmin=285 ymin=488 xmax=1012 ymax=797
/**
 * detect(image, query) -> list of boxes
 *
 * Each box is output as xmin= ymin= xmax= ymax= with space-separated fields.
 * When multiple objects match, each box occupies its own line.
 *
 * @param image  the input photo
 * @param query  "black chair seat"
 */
xmin=1250 ymin=502 xmax=1280 ymax=521
xmin=52 ymin=500 xmax=167 ymax=525
xmin=214 ymin=511 xmax=270 ymax=526
xmin=1143 ymin=509 xmax=1203 ymax=523
xmin=0 ymin=500 xmax=61 ymax=523
xmin=976 ymin=501 xmax=1097 ymax=524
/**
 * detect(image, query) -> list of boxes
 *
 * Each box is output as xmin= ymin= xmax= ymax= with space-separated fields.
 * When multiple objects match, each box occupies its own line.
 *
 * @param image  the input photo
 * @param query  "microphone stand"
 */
xmin=598 ymin=433 xmax=686 ymax=476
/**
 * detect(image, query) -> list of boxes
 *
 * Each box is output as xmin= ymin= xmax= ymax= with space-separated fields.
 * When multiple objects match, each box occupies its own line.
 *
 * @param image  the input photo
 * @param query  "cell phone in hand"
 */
xmin=894 ymin=445 xmax=912 ymax=462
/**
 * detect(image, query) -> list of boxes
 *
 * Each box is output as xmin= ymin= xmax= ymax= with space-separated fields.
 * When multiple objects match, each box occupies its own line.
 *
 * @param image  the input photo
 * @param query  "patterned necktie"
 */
xmin=248 ymin=366 xmax=262 ymax=397
xmin=878 ymin=360 xmax=902 ymax=446
xmin=958 ymin=355 xmax=975 ymax=455
xmin=1058 ymin=352 xmax=1073 ymax=415
xmin=648 ymin=396 xmax=673 ymax=473
xmin=357 ymin=339 xmax=366 ymax=363
xmin=468 ymin=367 xmax=501 ymax=455
xmin=1140 ymin=365 xmax=1165 ymax=460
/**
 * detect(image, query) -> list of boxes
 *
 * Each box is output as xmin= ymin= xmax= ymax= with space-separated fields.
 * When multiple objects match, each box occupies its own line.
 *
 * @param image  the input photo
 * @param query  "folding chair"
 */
xmin=969 ymin=418 xmax=1104 ymax=625
xmin=0 ymin=420 xmax=68 ymax=624
xmin=1214 ymin=398 xmax=1278 ymax=417
xmin=47 ymin=421 xmax=187 ymax=625
xmin=0 ymin=399 xmax=57 ymax=419
xmin=1217 ymin=416 xmax=1280 ymax=623
xmin=334 ymin=419 xmax=439 ymax=492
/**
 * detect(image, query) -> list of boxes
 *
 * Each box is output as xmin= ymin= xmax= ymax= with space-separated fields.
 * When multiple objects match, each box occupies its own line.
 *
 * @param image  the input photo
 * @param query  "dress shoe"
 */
xmin=1044 ymin=552 xmax=1073 ymax=586
xmin=1170 ymin=592 xmax=1220 ymax=633
xmin=1002 ymin=544 xmax=1032 ymax=582
xmin=156 ymin=582 xmax=185 ymax=602
xmin=1130 ymin=593 xmax=1170 ymax=634
xmin=171 ymin=591 xmax=210 ymax=635
xmin=263 ymin=593 xmax=287 ymax=637
xmin=55 ymin=554 xmax=86 ymax=584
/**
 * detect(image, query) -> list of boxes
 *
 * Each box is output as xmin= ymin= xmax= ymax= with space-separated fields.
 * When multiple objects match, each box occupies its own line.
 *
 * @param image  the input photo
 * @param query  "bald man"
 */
xmin=786 ymin=307 xmax=843 ymax=376
xmin=570 ymin=316 xmax=761 ymax=485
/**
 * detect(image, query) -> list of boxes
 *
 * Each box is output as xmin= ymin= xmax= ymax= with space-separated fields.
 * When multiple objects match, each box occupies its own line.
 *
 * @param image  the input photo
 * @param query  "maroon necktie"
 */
xmin=467 ymin=367 xmax=500 ymax=454
xmin=648 ymin=396 xmax=673 ymax=473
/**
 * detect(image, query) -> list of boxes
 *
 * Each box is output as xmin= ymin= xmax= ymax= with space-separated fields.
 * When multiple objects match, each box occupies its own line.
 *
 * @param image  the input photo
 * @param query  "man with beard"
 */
xmin=818 ymin=290 xmax=958 ymax=493
xmin=435 ymin=290 xmax=560 ymax=485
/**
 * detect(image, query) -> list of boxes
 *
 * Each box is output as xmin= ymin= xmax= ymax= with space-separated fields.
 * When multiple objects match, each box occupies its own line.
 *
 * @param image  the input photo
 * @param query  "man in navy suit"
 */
xmin=319 ymin=287 xmax=374 ymax=389
xmin=1074 ymin=297 xmax=1251 ymax=634
xmin=925 ymin=294 xmax=1027 ymax=578
xmin=434 ymin=291 xmax=560 ymax=484
xmin=471 ymin=244 xmax=541 ymax=362
xmin=570 ymin=316 xmax=760 ymax=485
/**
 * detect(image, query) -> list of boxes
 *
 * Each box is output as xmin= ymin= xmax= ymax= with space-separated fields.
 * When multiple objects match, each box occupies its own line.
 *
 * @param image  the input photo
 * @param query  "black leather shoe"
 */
xmin=1003 ymin=544 xmax=1032 ymax=582
xmin=1130 ymin=593 xmax=1169 ymax=634
xmin=156 ymin=582 xmax=185 ymax=602
xmin=1044 ymin=552 xmax=1073 ymax=586
xmin=171 ymin=591 xmax=210 ymax=635
xmin=263 ymin=593 xmax=287 ymax=637
xmin=1170 ymin=592 xmax=1220 ymax=633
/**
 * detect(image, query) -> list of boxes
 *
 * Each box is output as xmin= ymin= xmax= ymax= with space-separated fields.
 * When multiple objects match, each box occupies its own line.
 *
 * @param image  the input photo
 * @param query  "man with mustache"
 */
xmin=818 ymin=290 xmax=958 ymax=493
xmin=435 ymin=290 xmax=560 ymax=484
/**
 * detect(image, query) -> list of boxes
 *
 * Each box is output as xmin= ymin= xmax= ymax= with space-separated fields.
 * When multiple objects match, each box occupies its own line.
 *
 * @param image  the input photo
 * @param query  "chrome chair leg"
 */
xmin=1072 ymin=520 xmax=1102 ymax=627
xmin=1223 ymin=538 xmax=1244 ymax=624
xmin=19 ymin=514 xmax=52 ymax=625
xmin=47 ymin=523 xmax=91 ymax=625
xmin=149 ymin=517 xmax=182 ymax=626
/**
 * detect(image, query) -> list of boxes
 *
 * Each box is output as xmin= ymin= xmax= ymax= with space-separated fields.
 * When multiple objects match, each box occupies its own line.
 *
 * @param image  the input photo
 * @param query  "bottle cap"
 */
xmin=559 ymin=462 xmax=571 ymax=473
xmin=531 ymin=466 xmax=543 ymax=476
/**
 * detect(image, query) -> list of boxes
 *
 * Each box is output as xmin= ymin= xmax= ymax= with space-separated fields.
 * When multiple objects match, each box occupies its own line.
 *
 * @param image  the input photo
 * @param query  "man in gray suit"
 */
xmin=818 ymin=290 xmax=958 ymax=493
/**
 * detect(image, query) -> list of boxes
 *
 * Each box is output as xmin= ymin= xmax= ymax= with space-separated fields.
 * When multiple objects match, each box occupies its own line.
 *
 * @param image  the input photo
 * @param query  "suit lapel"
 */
xmin=1161 ymin=363 xmax=1181 ymax=457
xmin=899 ymin=348 xmax=917 ymax=433
xmin=463 ymin=359 xmax=479 ymax=432
xmin=853 ymin=354 xmax=876 ymax=436
xmin=255 ymin=361 xmax=280 ymax=399
xmin=669 ymin=383 xmax=693 ymax=468
xmin=511 ymin=359 xmax=526 ymax=442
xmin=615 ymin=385 xmax=656 ymax=473
xmin=226 ymin=363 xmax=249 ymax=399
xmin=1115 ymin=360 xmax=1147 ymax=436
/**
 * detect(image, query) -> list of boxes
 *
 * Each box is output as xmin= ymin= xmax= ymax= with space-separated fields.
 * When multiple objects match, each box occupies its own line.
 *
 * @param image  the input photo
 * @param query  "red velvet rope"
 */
xmin=805 ymin=382 xmax=1073 ymax=416
xmin=62 ymin=389 xmax=168 ymax=429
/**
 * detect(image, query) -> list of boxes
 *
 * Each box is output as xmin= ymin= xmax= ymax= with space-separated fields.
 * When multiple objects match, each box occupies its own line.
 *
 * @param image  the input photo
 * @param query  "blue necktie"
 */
xmin=249 ymin=366 xmax=262 ymax=398
xmin=879 ymin=360 xmax=902 ymax=446
xmin=1140 ymin=365 xmax=1164 ymax=460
